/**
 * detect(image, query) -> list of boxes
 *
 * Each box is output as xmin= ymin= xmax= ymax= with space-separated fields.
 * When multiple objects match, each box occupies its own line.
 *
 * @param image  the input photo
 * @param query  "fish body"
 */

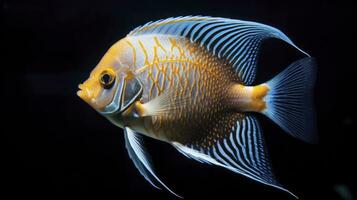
xmin=77 ymin=16 xmax=317 ymax=198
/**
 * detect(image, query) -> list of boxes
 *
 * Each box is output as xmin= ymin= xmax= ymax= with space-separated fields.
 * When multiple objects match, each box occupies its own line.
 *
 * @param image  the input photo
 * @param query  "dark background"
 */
xmin=3 ymin=0 xmax=356 ymax=199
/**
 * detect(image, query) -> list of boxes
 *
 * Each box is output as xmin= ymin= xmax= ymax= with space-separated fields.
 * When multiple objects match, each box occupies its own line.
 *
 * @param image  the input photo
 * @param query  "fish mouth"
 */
xmin=77 ymin=84 xmax=95 ymax=104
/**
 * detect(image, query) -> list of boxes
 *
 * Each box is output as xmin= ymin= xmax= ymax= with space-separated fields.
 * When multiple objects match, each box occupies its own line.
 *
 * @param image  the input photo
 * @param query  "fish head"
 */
xmin=77 ymin=39 xmax=143 ymax=118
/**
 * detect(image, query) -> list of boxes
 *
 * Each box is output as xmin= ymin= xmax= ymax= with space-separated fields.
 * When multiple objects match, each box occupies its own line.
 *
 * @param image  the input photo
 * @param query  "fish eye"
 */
xmin=100 ymin=70 xmax=115 ymax=89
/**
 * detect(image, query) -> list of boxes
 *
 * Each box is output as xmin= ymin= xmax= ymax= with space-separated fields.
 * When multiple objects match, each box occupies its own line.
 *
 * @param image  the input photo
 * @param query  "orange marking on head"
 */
xmin=153 ymin=46 xmax=160 ymax=64
xmin=138 ymin=40 xmax=150 ymax=65
xmin=154 ymin=37 xmax=167 ymax=53
xmin=125 ymin=40 xmax=137 ymax=66
xmin=168 ymin=38 xmax=185 ymax=58
xmin=169 ymin=38 xmax=178 ymax=52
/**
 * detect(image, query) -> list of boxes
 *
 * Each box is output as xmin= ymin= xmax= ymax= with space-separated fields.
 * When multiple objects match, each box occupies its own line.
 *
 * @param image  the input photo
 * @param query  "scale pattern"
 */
xmin=125 ymin=35 xmax=241 ymax=144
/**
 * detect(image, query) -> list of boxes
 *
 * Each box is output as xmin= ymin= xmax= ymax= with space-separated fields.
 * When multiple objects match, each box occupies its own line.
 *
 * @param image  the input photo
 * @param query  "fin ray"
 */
xmin=264 ymin=57 xmax=318 ymax=143
xmin=124 ymin=127 xmax=182 ymax=198
xmin=172 ymin=114 xmax=297 ymax=198
xmin=140 ymin=90 xmax=190 ymax=117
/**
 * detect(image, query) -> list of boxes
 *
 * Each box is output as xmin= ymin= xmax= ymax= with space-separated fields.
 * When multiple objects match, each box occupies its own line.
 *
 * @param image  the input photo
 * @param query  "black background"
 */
xmin=3 ymin=0 xmax=356 ymax=199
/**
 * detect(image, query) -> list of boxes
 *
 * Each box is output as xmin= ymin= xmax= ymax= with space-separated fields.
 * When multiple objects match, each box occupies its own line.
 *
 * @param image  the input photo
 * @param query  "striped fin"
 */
xmin=128 ymin=16 xmax=309 ymax=85
xmin=172 ymin=115 xmax=297 ymax=198
xmin=264 ymin=57 xmax=317 ymax=143
xmin=124 ymin=127 xmax=182 ymax=198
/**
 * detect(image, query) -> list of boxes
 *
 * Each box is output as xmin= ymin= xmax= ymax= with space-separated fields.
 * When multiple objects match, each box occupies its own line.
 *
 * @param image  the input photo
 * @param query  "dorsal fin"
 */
xmin=128 ymin=16 xmax=309 ymax=85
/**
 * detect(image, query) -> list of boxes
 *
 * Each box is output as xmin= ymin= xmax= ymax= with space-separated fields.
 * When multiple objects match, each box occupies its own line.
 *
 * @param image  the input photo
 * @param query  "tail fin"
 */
xmin=263 ymin=57 xmax=318 ymax=143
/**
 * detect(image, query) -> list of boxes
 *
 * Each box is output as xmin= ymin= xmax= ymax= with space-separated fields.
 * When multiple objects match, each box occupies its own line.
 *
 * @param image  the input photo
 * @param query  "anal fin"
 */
xmin=172 ymin=114 xmax=298 ymax=198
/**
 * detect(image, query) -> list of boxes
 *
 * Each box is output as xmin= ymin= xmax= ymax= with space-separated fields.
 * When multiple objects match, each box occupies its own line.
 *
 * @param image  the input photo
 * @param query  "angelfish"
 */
xmin=77 ymin=16 xmax=317 ymax=198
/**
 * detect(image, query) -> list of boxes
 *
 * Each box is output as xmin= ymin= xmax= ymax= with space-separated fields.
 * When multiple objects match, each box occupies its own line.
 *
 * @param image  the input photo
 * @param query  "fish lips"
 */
xmin=77 ymin=82 xmax=94 ymax=104
xmin=77 ymin=76 xmax=124 ymax=114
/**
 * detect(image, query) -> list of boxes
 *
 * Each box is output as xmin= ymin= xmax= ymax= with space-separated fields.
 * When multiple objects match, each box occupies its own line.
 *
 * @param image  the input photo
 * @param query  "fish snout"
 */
xmin=77 ymin=83 xmax=95 ymax=104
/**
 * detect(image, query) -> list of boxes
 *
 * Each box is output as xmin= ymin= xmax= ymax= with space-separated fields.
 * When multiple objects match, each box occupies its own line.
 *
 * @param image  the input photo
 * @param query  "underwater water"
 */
xmin=3 ymin=0 xmax=355 ymax=199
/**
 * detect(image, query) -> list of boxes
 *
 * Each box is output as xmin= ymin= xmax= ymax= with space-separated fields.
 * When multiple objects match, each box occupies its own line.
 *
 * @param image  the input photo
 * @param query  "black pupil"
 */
xmin=102 ymin=73 xmax=111 ymax=84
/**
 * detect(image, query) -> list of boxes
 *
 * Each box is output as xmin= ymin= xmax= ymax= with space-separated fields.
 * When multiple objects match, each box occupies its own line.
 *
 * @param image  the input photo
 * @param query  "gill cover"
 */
xmin=101 ymin=77 xmax=143 ymax=115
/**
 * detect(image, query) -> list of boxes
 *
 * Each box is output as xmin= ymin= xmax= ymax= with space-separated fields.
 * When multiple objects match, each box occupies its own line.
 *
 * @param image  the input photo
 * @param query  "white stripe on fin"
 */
xmin=172 ymin=115 xmax=298 ymax=198
xmin=264 ymin=57 xmax=318 ymax=143
xmin=128 ymin=16 xmax=309 ymax=85
xmin=124 ymin=127 xmax=182 ymax=198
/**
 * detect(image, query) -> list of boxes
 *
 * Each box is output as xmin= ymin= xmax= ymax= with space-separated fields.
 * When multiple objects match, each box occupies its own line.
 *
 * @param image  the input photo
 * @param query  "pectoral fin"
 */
xmin=124 ymin=127 xmax=182 ymax=198
xmin=138 ymin=91 xmax=190 ymax=117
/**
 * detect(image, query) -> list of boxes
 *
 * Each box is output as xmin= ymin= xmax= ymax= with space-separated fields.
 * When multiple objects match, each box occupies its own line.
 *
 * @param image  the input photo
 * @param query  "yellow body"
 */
xmin=78 ymin=35 xmax=270 ymax=145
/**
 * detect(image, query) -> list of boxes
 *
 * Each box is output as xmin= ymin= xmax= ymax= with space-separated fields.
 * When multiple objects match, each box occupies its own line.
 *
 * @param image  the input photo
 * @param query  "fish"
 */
xmin=77 ymin=16 xmax=317 ymax=198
